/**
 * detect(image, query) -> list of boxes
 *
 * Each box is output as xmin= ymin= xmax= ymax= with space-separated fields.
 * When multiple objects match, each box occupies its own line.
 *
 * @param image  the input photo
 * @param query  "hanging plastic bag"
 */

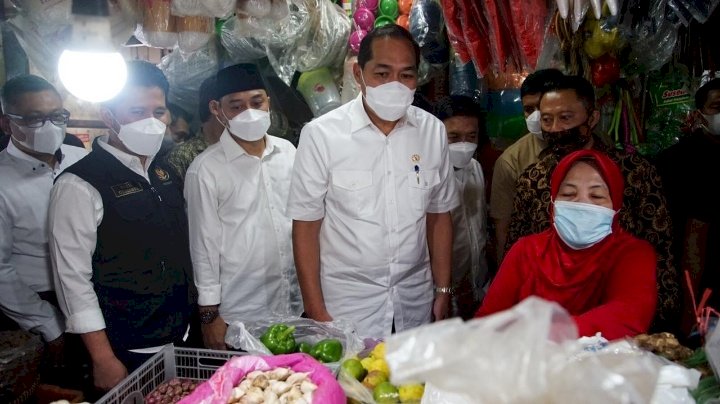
xmin=171 ymin=0 xmax=235 ymax=18
xmin=384 ymin=297 xmax=668 ymax=403
xmin=225 ymin=316 xmax=365 ymax=373
xmin=219 ymin=17 xmax=270 ymax=62
xmin=294 ymin=0 xmax=351 ymax=72
xmin=667 ymin=0 xmax=720 ymax=24
xmin=408 ymin=0 xmax=450 ymax=65
xmin=179 ymin=353 xmax=346 ymax=404
xmin=176 ymin=15 xmax=213 ymax=53
xmin=141 ymin=0 xmax=178 ymax=48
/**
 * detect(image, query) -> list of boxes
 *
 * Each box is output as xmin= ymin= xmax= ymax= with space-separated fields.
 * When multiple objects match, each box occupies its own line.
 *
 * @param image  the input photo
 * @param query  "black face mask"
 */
xmin=541 ymin=123 xmax=592 ymax=158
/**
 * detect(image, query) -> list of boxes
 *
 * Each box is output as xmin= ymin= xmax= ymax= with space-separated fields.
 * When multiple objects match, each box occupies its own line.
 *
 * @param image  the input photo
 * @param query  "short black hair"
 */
xmin=168 ymin=103 xmax=192 ymax=124
xmin=198 ymin=76 xmax=216 ymax=123
xmin=358 ymin=24 xmax=420 ymax=69
xmin=540 ymin=75 xmax=596 ymax=111
xmin=695 ymin=78 xmax=720 ymax=109
xmin=520 ymin=69 xmax=565 ymax=98
xmin=1 ymin=74 xmax=60 ymax=112
xmin=433 ymin=95 xmax=483 ymax=124
xmin=103 ymin=60 xmax=169 ymax=110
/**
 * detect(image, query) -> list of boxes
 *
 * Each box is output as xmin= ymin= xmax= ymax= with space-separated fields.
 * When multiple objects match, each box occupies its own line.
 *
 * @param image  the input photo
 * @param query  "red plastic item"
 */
xmin=398 ymin=0 xmax=413 ymax=14
xmin=509 ymin=0 xmax=548 ymax=69
xmin=396 ymin=14 xmax=409 ymax=30
xmin=591 ymin=54 xmax=621 ymax=87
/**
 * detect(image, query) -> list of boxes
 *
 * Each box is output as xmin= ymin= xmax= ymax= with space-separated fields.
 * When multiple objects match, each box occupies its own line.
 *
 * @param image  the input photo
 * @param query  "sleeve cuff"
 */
xmin=287 ymin=208 xmax=325 ymax=222
xmin=427 ymin=197 xmax=461 ymax=214
xmin=197 ymin=285 xmax=222 ymax=306
xmin=66 ymin=309 xmax=106 ymax=334
xmin=33 ymin=313 xmax=65 ymax=342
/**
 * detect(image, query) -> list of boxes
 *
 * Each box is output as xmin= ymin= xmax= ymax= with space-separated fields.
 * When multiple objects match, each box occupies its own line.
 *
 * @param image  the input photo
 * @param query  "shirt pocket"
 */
xmin=331 ymin=170 xmax=374 ymax=218
xmin=113 ymin=191 xmax=155 ymax=222
xmin=407 ymin=169 xmax=440 ymax=211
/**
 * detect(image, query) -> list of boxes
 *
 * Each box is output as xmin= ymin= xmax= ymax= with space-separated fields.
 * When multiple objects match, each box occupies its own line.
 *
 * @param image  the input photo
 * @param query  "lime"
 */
xmin=341 ymin=358 xmax=367 ymax=381
xmin=373 ymin=381 xmax=400 ymax=403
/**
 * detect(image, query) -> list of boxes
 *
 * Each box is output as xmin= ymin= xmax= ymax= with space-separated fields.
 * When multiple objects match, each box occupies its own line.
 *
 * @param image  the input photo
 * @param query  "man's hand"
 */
xmin=45 ymin=334 xmax=65 ymax=368
xmin=92 ymin=356 xmax=127 ymax=391
xmin=432 ymin=293 xmax=451 ymax=322
xmin=305 ymin=308 xmax=333 ymax=322
xmin=201 ymin=315 xmax=228 ymax=350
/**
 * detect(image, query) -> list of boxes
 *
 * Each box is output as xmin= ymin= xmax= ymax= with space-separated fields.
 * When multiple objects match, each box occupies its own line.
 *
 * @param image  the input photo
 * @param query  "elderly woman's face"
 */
xmin=555 ymin=161 xmax=613 ymax=209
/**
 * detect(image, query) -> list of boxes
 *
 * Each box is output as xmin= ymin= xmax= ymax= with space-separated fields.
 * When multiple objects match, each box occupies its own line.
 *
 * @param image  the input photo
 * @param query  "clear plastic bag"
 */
xmin=668 ymin=0 xmax=720 ymax=25
xmin=142 ymin=0 xmax=178 ymax=48
xmin=179 ymin=353 xmax=346 ymax=404
xmin=176 ymin=16 xmax=213 ymax=53
xmin=225 ymin=316 xmax=365 ymax=372
xmin=408 ymin=0 xmax=450 ymax=66
xmin=384 ymin=297 xmax=671 ymax=403
xmin=171 ymin=0 xmax=236 ymax=18
xmin=219 ymin=16 xmax=270 ymax=62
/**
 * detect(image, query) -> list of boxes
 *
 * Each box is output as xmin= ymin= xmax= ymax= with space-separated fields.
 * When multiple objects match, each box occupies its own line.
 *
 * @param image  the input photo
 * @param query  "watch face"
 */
xmin=199 ymin=310 xmax=219 ymax=324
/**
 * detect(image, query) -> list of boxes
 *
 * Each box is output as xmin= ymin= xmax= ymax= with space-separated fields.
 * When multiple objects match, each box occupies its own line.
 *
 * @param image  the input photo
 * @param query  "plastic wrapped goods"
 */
xmin=219 ymin=16 xmax=268 ymax=62
xmin=408 ymin=0 xmax=449 ymax=65
xmin=142 ymin=0 xmax=178 ymax=48
xmin=171 ymin=0 xmax=236 ymax=18
xmin=176 ymin=16 xmax=213 ymax=53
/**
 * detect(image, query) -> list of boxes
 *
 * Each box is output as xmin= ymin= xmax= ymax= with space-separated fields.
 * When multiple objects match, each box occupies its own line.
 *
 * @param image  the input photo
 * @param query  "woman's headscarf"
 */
xmin=550 ymin=149 xmax=625 ymax=229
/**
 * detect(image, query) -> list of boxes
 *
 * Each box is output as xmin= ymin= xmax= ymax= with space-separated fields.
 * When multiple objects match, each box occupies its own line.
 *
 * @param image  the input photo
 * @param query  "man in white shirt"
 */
xmin=0 ymin=75 xmax=86 ymax=362
xmin=48 ymin=61 xmax=193 ymax=391
xmin=434 ymin=95 xmax=489 ymax=319
xmin=185 ymin=64 xmax=301 ymax=350
xmin=287 ymin=25 xmax=459 ymax=338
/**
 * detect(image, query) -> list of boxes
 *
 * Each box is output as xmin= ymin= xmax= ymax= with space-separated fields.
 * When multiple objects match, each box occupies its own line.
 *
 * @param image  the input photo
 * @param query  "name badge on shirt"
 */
xmin=111 ymin=182 xmax=143 ymax=198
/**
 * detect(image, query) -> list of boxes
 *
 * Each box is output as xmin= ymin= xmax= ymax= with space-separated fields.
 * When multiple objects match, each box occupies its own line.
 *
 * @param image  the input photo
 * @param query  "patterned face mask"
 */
xmin=542 ymin=122 xmax=592 ymax=158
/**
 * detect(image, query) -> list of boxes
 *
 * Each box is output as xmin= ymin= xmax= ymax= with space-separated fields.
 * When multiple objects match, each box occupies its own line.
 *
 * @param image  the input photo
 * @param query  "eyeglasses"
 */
xmin=5 ymin=110 xmax=71 ymax=128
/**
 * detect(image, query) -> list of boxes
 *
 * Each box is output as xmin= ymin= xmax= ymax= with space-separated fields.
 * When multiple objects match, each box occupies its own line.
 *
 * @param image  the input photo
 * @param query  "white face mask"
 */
xmin=11 ymin=120 xmax=65 ymax=154
xmin=115 ymin=117 xmax=167 ymax=156
xmin=526 ymin=110 xmax=543 ymax=139
xmin=448 ymin=141 xmax=477 ymax=168
xmin=223 ymin=108 xmax=270 ymax=142
xmin=361 ymin=73 xmax=416 ymax=122
xmin=702 ymin=113 xmax=720 ymax=135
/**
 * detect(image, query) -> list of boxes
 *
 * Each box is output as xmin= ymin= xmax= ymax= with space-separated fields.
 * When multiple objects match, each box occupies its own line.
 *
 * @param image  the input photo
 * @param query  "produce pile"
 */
xmin=260 ymin=323 xmax=344 ymax=363
xmin=145 ymin=378 xmax=200 ymax=404
xmin=227 ymin=367 xmax=317 ymax=404
xmin=340 ymin=342 xmax=424 ymax=404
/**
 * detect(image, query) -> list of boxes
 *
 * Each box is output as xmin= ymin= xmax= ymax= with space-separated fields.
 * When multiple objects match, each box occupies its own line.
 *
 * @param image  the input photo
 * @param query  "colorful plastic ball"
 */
xmin=357 ymin=0 xmax=378 ymax=12
xmin=353 ymin=7 xmax=376 ymax=32
xmin=349 ymin=29 xmax=367 ymax=54
xmin=396 ymin=14 xmax=409 ymax=30
xmin=374 ymin=15 xmax=395 ymax=28
xmin=379 ymin=0 xmax=399 ymax=19
xmin=398 ymin=0 xmax=413 ymax=15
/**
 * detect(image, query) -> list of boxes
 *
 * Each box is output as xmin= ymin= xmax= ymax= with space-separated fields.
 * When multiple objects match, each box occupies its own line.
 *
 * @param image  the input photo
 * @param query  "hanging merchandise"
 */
xmin=667 ymin=0 xmax=720 ymax=25
xmin=642 ymin=65 xmax=695 ymax=156
xmin=176 ymin=16 xmax=213 ymax=54
xmin=170 ymin=0 xmax=236 ymax=18
xmin=141 ymin=0 xmax=178 ymax=48
xmin=294 ymin=67 xmax=343 ymax=116
xmin=340 ymin=54 xmax=359 ymax=103
xmin=408 ymin=0 xmax=449 ymax=66
xmin=448 ymin=53 xmax=485 ymax=104
xmin=237 ymin=0 xmax=273 ymax=18
xmin=625 ymin=1 xmax=679 ymax=74
xmin=508 ymin=0 xmax=548 ymax=70
xmin=159 ymin=38 xmax=220 ymax=122
xmin=607 ymin=85 xmax=643 ymax=154
xmin=219 ymin=16 xmax=267 ymax=62
xmin=348 ymin=29 xmax=367 ymax=54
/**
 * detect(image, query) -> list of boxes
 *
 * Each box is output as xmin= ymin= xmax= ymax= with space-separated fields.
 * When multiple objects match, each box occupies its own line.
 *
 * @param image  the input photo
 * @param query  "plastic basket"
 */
xmin=96 ymin=345 xmax=245 ymax=404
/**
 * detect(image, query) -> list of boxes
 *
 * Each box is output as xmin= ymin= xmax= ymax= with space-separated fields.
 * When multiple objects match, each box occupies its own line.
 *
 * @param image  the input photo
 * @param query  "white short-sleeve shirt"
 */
xmin=287 ymin=94 xmax=459 ymax=338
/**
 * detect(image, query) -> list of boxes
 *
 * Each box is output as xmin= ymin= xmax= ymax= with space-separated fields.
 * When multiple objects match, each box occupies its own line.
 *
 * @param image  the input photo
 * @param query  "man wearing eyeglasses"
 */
xmin=0 ymin=75 xmax=87 ymax=372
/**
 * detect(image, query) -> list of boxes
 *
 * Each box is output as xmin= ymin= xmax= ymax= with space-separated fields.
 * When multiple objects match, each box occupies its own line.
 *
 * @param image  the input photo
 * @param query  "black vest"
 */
xmin=61 ymin=145 xmax=192 ymax=351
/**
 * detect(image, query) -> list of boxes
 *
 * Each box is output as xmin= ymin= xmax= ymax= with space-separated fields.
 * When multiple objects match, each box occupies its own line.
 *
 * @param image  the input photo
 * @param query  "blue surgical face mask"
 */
xmin=553 ymin=200 xmax=616 ymax=250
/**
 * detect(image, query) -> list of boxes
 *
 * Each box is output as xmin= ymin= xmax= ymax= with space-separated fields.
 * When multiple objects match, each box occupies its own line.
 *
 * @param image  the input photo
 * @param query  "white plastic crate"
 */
xmin=96 ymin=345 xmax=245 ymax=404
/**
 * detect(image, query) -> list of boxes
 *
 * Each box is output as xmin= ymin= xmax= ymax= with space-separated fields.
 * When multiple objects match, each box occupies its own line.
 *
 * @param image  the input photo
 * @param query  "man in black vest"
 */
xmin=48 ymin=61 xmax=192 ymax=391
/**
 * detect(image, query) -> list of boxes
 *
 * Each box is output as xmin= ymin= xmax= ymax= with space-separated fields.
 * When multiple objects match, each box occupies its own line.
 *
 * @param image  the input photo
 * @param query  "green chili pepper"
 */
xmin=260 ymin=324 xmax=297 ymax=354
xmin=309 ymin=338 xmax=343 ymax=363
xmin=297 ymin=341 xmax=313 ymax=354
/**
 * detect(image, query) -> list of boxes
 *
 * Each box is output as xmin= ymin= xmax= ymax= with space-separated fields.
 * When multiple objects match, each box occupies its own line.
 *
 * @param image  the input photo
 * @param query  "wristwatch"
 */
xmin=199 ymin=309 xmax=219 ymax=324
xmin=434 ymin=286 xmax=455 ymax=295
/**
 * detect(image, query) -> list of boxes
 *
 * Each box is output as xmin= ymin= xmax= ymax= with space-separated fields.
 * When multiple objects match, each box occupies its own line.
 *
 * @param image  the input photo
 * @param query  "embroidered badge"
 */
xmin=411 ymin=154 xmax=420 ymax=162
xmin=111 ymin=182 xmax=143 ymax=198
xmin=155 ymin=167 xmax=170 ymax=181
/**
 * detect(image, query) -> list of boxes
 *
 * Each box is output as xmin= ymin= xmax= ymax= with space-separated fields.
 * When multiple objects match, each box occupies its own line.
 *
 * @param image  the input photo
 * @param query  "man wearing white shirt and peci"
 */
xmin=287 ymin=25 xmax=459 ymax=339
xmin=184 ymin=64 xmax=302 ymax=351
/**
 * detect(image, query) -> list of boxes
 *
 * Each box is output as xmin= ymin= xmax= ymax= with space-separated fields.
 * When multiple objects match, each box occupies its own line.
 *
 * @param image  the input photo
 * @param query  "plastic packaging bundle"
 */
xmin=142 ymin=0 xmax=178 ymax=48
xmin=408 ymin=0 xmax=449 ymax=65
xmin=667 ymin=0 xmax=720 ymax=25
xmin=384 ymin=297 xmax=681 ymax=403
xmin=159 ymin=39 xmax=219 ymax=121
xmin=297 ymin=67 xmax=343 ymax=116
xmin=171 ymin=0 xmax=236 ymax=18
xmin=449 ymin=54 xmax=485 ymax=104
xmin=237 ymin=0 xmax=273 ymax=18
xmin=225 ymin=316 xmax=364 ymax=373
xmin=219 ymin=16 xmax=268 ymax=62
xmin=294 ymin=0 xmax=351 ymax=72
xmin=340 ymin=54 xmax=359 ymax=104
xmin=176 ymin=16 xmax=213 ymax=53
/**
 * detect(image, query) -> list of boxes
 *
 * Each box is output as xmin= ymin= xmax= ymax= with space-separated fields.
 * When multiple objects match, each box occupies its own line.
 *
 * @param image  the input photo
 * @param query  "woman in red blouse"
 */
xmin=476 ymin=149 xmax=657 ymax=340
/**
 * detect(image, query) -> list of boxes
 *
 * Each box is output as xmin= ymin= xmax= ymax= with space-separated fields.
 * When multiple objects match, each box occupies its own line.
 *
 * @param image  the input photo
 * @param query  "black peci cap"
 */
xmin=214 ymin=63 xmax=266 ymax=100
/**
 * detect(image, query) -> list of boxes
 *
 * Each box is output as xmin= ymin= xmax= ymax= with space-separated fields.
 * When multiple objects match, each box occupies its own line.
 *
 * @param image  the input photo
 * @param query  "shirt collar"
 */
xmin=96 ymin=135 xmax=155 ymax=172
xmin=349 ymin=93 xmax=418 ymax=134
xmin=219 ymin=129 xmax=276 ymax=162
xmin=6 ymin=138 xmax=63 ymax=169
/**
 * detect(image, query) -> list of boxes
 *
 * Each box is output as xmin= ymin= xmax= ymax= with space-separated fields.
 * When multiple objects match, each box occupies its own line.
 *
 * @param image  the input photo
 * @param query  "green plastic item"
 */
xmin=309 ymin=338 xmax=343 ymax=363
xmin=259 ymin=324 xmax=297 ymax=355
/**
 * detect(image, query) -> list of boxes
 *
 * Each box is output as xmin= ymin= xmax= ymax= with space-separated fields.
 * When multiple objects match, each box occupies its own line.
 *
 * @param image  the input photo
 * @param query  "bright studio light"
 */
xmin=58 ymin=1 xmax=127 ymax=102
xmin=58 ymin=50 xmax=127 ymax=103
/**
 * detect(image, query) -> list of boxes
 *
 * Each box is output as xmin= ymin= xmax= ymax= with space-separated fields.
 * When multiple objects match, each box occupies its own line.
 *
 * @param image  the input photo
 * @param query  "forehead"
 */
xmin=521 ymin=94 xmax=541 ymax=107
xmin=367 ymin=37 xmax=416 ymax=67
xmin=8 ymin=90 xmax=62 ymax=113
xmin=561 ymin=161 xmax=607 ymax=186
xmin=222 ymin=89 xmax=268 ymax=102
xmin=540 ymin=89 xmax=585 ymax=112
xmin=704 ymin=89 xmax=720 ymax=107
xmin=444 ymin=115 xmax=478 ymax=131
xmin=114 ymin=86 xmax=166 ymax=109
